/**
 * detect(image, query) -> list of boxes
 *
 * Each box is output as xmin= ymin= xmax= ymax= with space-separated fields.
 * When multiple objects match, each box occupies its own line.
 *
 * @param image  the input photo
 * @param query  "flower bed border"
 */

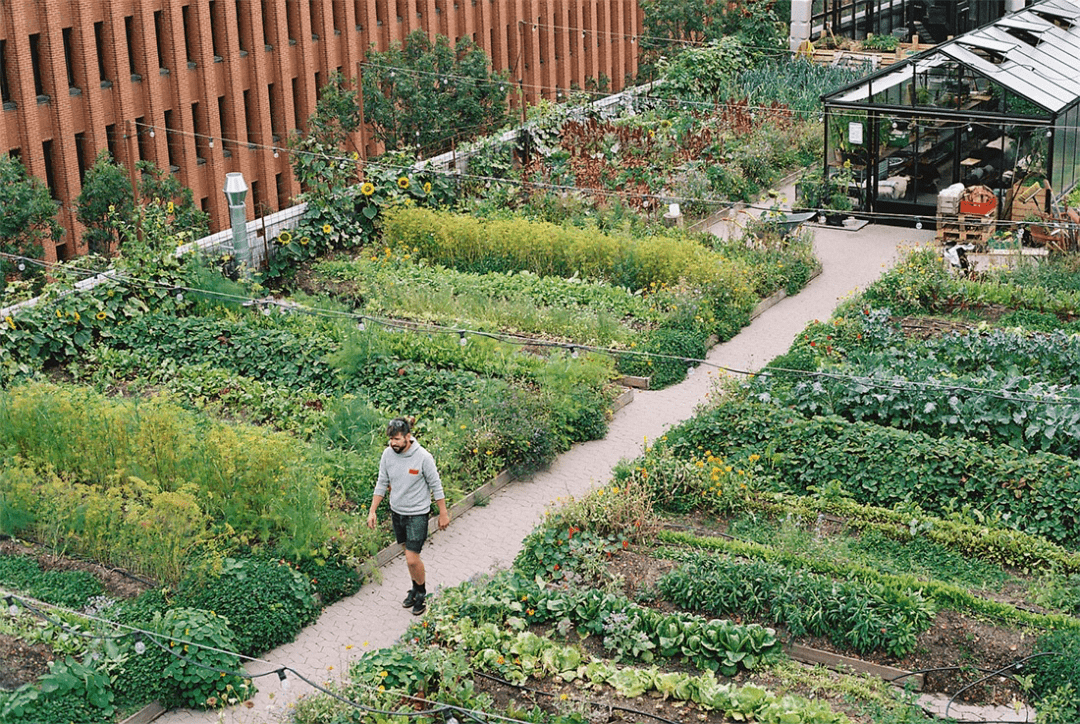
xmin=785 ymin=642 xmax=923 ymax=690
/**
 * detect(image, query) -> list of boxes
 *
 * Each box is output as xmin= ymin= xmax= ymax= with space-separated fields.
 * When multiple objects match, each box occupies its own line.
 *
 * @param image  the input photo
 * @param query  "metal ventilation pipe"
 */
xmin=790 ymin=0 xmax=813 ymax=53
xmin=1005 ymin=0 xmax=1025 ymax=11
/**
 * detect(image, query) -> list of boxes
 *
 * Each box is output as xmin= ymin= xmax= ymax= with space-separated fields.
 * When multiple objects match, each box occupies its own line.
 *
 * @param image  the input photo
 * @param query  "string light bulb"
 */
xmin=261 ymin=305 xmax=272 ymax=316
xmin=687 ymin=365 xmax=696 ymax=375
xmin=208 ymin=137 xmax=214 ymax=148
xmin=277 ymin=669 xmax=290 ymax=690
xmin=273 ymin=148 xmax=279 ymax=158
xmin=915 ymin=220 xmax=923 ymax=230
xmin=17 ymin=262 xmax=25 ymax=271
xmin=459 ymin=333 xmax=468 ymax=347
xmin=134 ymin=639 xmax=147 ymax=655
xmin=357 ymin=320 xmax=366 ymax=332
xmin=175 ymin=291 xmax=184 ymax=303
xmin=149 ymin=128 xmax=155 ymax=138
xmin=5 ymin=597 xmax=17 ymax=617
xmin=570 ymin=347 xmax=579 ymax=359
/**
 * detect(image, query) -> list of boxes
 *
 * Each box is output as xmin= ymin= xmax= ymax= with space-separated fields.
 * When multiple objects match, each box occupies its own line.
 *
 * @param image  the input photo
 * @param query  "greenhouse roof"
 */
xmin=825 ymin=0 xmax=1080 ymax=114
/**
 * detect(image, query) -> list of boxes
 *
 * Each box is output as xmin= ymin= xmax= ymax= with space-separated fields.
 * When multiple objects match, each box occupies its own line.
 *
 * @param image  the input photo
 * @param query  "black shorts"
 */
xmin=391 ymin=511 xmax=429 ymax=553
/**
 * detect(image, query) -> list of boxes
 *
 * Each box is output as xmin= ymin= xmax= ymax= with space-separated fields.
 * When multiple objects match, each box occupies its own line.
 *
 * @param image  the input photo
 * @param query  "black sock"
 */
xmin=416 ymin=582 xmax=426 ymax=595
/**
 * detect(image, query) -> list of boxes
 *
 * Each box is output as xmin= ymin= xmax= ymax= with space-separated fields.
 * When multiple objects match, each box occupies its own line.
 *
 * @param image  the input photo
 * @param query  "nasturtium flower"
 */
xmin=361 ymin=182 xmax=375 ymax=196
xmin=72 ymin=311 xmax=80 ymax=323
xmin=397 ymin=177 xmax=410 ymax=190
xmin=322 ymin=224 xmax=333 ymax=234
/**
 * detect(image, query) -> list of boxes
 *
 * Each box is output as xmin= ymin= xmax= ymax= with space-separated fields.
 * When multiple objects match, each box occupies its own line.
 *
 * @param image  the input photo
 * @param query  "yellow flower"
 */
xmin=278 ymin=230 xmax=293 ymax=244
xmin=5 ymin=315 xmax=15 ymax=329
xmin=322 ymin=224 xmax=334 ymax=234
xmin=95 ymin=311 xmax=107 ymax=321
xmin=361 ymin=182 xmax=375 ymax=196
xmin=351 ymin=151 xmax=360 ymax=160
xmin=72 ymin=311 xmax=80 ymax=323
xmin=378 ymin=685 xmax=385 ymax=692
xmin=299 ymin=237 xmax=310 ymax=246
xmin=167 ymin=201 xmax=175 ymax=214
xmin=423 ymin=181 xmax=432 ymax=194
xmin=379 ymin=671 xmax=389 ymax=678
xmin=559 ymin=694 xmax=568 ymax=701
xmin=345 ymin=644 xmax=353 ymax=650
xmin=397 ymin=177 xmax=410 ymax=190
xmin=56 ymin=309 xmax=63 ymax=318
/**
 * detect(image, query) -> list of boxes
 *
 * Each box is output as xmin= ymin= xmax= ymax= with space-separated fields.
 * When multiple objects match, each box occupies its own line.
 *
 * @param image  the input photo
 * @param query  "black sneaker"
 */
xmin=402 ymin=588 xmax=417 ymax=609
xmin=411 ymin=592 xmax=426 ymax=616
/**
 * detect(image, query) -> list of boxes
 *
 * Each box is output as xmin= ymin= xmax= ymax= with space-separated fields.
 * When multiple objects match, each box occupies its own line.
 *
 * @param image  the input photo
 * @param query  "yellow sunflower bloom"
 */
xmin=397 ymin=177 xmax=410 ymax=190
xmin=361 ymin=182 xmax=375 ymax=196
xmin=299 ymin=237 xmax=310 ymax=246
xmin=96 ymin=311 xmax=107 ymax=321
xmin=4 ymin=315 xmax=15 ymax=329
xmin=167 ymin=201 xmax=175 ymax=214
xmin=322 ymin=224 xmax=333 ymax=234
xmin=278 ymin=230 xmax=293 ymax=244
xmin=423 ymin=181 xmax=432 ymax=194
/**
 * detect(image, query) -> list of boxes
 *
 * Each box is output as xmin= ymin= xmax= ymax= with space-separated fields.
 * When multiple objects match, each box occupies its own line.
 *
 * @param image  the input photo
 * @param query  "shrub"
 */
xmin=1029 ymin=629 xmax=1080 ymax=701
xmin=150 ymin=607 xmax=254 ymax=709
xmin=661 ymin=400 xmax=1080 ymax=547
xmin=177 ymin=557 xmax=319 ymax=657
xmin=290 ymin=552 xmax=362 ymax=606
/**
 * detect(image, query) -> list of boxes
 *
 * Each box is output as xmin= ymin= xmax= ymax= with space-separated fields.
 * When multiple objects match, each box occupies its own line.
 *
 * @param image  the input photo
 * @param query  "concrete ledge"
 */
xmin=750 ymin=266 xmax=823 ymax=320
xmin=610 ymin=386 xmax=635 ymax=412
xmin=617 ymin=375 xmax=651 ymax=390
xmin=785 ymin=643 xmax=923 ymax=690
xmin=120 ymin=701 xmax=165 ymax=724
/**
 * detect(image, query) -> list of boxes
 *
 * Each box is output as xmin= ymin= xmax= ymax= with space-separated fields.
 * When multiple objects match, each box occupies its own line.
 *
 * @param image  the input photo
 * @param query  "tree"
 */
xmin=136 ymin=160 xmax=210 ymax=240
xmin=362 ymin=30 xmax=510 ymax=154
xmin=0 ymin=155 xmax=62 ymax=293
xmin=289 ymin=71 xmax=364 ymax=200
xmin=75 ymin=150 xmax=135 ymax=255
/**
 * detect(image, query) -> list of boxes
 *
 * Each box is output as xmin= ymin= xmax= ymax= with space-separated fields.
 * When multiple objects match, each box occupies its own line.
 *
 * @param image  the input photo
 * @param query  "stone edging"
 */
xmin=749 ymin=266 xmax=824 ymax=321
xmin=119 ymin=701 xmax=165 ymax=724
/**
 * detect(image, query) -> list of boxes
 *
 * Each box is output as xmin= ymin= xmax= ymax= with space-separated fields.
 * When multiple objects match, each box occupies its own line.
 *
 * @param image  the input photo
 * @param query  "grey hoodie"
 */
xmin=373 ymin=437 xmax=445 ymax=515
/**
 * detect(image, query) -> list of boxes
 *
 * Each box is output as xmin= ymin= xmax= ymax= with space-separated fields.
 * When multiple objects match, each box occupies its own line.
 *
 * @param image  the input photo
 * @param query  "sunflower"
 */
xmin=96 ymin=311 xmax=107 ymax=321
xmin=423 ymin=181 xmax=432 ymax=194
xmin=167 ymin=201 xmax=175 ymax=214
xmin=361 ymin=182 xmax=375 ymax=196
xmin=397 ymin=177 xmax=410 ymax=190
xmin=278 ymin=230 xmax=293 ymax=244
xmin=299 ymin=237 xmax=310 ymax=246
xmin=322 ymin=224 xmax=333 ymax=234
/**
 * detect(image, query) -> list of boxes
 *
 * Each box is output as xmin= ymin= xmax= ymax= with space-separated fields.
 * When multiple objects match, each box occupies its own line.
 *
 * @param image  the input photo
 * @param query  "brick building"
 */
xmin=0 ymin=1 xmax=641 ymax=262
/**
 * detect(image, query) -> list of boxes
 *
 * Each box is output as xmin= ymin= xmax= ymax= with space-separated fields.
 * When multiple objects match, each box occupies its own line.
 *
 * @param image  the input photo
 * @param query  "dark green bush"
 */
xmin=177 ymin=557 xmax=319 ymax=657
xmin=152 ymin=607 xmax=253 ymax=709
xmin=1029 ymin=629 xmax=1080 ymax=700
xmin=0 ymin=555 xmax=104 ymax=608
xmin=662 ymin=400 xmax=1080 ymax=547
xmin=291 ymin=554 xmax=362 ymax=606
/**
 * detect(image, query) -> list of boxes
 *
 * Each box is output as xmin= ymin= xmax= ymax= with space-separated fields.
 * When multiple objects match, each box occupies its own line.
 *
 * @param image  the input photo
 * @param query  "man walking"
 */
xmin=367 ymin=417 xmax=450 ymax=616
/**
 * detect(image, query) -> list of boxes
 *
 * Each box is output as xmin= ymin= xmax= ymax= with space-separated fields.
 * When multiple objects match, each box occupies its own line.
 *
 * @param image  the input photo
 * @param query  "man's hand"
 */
xmin=438 ymin=510 xmax=450 ymax=530
xmin=367 ymin=510 xmax=378 ymax=529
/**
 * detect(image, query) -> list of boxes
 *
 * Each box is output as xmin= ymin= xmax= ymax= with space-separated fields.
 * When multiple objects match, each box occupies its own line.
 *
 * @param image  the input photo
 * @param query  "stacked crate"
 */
xmin=937 ymin=185 xmax=997 ymax=246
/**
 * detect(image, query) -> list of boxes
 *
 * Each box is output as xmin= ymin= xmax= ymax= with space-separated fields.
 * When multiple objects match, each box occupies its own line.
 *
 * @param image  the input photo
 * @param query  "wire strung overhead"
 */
xmin=5 ymin=248 xmax=1080 ymax=409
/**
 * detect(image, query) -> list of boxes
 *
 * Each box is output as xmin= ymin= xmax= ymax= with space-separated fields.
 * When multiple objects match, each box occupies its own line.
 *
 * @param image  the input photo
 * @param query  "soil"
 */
xmin=896 ymin=315 xmax=975 ymax=340
xmin=0 ymin=537 xmax=156 ymax=601
xmin=602 ymin=543 xmax=1036 ymax=708
xmin=0 ymin=634 xmax=53 ymax=691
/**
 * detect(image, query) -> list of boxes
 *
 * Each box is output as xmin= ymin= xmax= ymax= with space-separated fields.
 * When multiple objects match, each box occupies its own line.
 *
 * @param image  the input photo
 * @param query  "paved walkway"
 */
xmin=160 ymin=222 xmax=928 ymax=724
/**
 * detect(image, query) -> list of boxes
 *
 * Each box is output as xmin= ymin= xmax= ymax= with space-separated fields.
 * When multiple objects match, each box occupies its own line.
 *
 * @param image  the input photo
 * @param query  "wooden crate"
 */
xmin=936 ymin=212 xmax=997 ymax=246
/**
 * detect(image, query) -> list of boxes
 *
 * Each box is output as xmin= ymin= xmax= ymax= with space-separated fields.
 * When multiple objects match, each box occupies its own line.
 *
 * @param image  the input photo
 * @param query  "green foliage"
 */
xmin=514 ymin=525 xmax=627 ymax=581
xmin=0 ymin=656 xmax=114 ymax=724
xmin=620 ymin=326 xmax=708 ymax=388
xmin=177 ymin=557 xmax=319 ymax=657
xmin=0 ymin=382 xmax=332 ymax=574
xmin=0 ymin=155 xmax=61 ymax=294
xmin=658 ymin=552 xmax=934 ymax=657
xmin=75 ymin=150 xmax=135 ymax=255
xmin=150 ymin=607 xmax=254 ymax=709
xmin=290 ymin=551 xmax=362 ymax=605
xmin=640 ymin=0 xmax=784 ymax=68
xmin=1029 ymin=629 xmax=1080 ymax=706
xmin=657 ymin=38 xmax=751 ymax=100
xmin=660 ymin=399 xmax=1080 ymax=547
xmin=362 ymin=30 xmax=509 ymax=154
xmin=0 ymin=554 xmax=104 ymax=608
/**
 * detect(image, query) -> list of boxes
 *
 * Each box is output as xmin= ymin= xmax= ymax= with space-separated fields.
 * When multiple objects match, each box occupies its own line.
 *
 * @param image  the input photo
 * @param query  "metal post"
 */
xmin=790 ymin=0 xmax=813 ymax=54
xmin=223 ymin=172 xmax=249 ymax=269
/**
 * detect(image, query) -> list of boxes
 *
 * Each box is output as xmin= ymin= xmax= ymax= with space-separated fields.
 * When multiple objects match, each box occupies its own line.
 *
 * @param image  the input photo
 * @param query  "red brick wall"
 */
xmin=0 ymin=0 xmax=641 ymax=262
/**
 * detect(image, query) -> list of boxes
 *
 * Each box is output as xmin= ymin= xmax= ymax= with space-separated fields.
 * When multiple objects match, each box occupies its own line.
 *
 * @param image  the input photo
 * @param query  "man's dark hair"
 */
xmin=387 ymin=417 xmax=412 ymax=437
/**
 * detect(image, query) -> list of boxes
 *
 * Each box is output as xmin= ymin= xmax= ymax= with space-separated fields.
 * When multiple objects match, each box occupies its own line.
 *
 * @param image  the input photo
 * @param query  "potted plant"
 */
xmin=821 ymin=162 xmax=855 ymax=225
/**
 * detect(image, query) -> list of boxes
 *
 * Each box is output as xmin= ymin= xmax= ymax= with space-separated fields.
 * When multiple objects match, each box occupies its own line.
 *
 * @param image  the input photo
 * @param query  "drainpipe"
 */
xmin=790 ymin=0 xmax=813 ymax=54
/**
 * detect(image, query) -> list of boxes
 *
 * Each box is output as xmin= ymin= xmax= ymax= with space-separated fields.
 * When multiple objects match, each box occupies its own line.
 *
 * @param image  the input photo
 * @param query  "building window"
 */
xmin=62 ymin=28 xmax=78 ymax=91
xmin=75 ymin=132 xmax=88 ymax=182
xmin=268 ymin=83 xmax=281 ymax=138
xmin=309 ymin=2 xmax=319 ymax=40
xmin=164 ymin=109 xmax=180 ymax=170
xmin=218 ymin=95 xmax=233 ymax=154
xmin=94 ymin=22 xmax=109 ymax=83
xmin=286 ymin=0 xmax=299 ymax=43
xmin=314 ymin=71 xmax=322 ymax=101
xmin=236 ymin=0 xmax=248 ymax=53
xmin=291 ymin=77 xmax=302 ymax=130
xmin=42 ymin=139 xmax=59 ymax=200
xmin=136 ymin=116 xmax=152 ymax=161
xmin=275 ymin=171 xmax=286 ymax=207
xmin=243 ymin=89 xmax=256 ymax=146
xmin=250 ymin=179 xmax=262 ymax=215
xmin=105 ymin=123 xmax=118 ymax=161
xmin=332 ymin=0 xmax=342 ymax=34
xmin=209 ymin=1 xmax=223 ymax=60
xmin=124 ymin=17 xmax=139 ymax=78
xmin=154 ymin=11 xmax=168 ymax=72
xmin=182 ymin=5 xmax=195 ymax=64
xmin=193 ymin=102 xmax=209 ymax=159
xmin=0 ymin=39 xmax=12 ymax=104
xmin=261 ymin=0 xmax=272 ymax=47
xmin=29 ymin=34 xmax=46 ymax=97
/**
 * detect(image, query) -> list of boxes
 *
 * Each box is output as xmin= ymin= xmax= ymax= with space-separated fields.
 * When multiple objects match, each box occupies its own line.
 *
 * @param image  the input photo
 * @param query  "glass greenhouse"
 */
xmin=821 ymin=0 xmax=1080 ymax=221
